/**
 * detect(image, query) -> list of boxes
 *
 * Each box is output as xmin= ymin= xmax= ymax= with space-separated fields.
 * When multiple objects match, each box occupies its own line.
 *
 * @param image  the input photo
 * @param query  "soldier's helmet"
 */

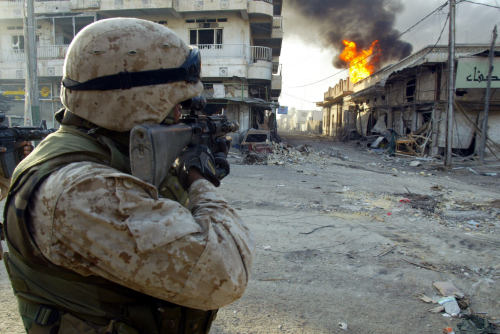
xmin=61 ymin=18 xmax=203 ymax=132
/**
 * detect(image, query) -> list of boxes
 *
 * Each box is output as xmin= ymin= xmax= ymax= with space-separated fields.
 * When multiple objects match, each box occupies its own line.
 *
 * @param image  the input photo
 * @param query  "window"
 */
xmin=406 ymin=78 xmax=416 ymax=103
xmin=12 ymin=35 xmax=24 ymax=50
xmin=189 ymin=28 xmax=223 ymax=45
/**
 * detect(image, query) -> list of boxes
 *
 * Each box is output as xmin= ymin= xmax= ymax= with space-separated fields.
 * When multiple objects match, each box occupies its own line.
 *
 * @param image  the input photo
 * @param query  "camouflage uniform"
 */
xmin=30 ymin=161 xmax=253 ymax=310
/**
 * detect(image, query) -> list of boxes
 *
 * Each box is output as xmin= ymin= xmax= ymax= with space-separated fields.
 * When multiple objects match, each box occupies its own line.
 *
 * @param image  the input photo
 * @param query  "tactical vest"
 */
xmin=2 ymin=124 xmax=216 ymax=334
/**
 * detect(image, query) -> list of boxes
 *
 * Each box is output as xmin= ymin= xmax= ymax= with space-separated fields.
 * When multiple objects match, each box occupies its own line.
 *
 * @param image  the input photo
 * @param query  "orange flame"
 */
xmin=340 ymin=39 xmax=379 ymax=84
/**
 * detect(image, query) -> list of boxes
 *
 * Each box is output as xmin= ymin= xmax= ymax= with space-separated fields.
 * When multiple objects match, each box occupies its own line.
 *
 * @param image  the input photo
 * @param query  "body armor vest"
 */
xmin=2 ymin=123 xmax=216 ymax=334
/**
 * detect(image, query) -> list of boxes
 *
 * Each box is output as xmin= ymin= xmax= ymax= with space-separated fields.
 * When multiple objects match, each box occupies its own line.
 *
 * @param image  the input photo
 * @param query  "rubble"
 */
xmin=243 ymin=152 xmax=267 ymax=165
xmin=410 ymin=160 xmax=422 ymax=167
xmin=265 ymin=142 xmax=329 ymax=166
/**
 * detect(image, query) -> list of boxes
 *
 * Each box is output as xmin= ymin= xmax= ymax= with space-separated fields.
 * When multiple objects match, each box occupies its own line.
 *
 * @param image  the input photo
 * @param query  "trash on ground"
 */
xmin=399 ymin=198 xmax=411 ymax=203
xmin=243 ymin=152 xmax=267 ymax=165
xmin=433 ymin=281 xmax=465 ymax=299
xmin=410 ymin=160 xmax=422 ymax=167
xmin=429 ymin=305 xmax=446 ymax=313
xmin=443 ymin=327 xmax=456 ymax=334
xmin=431 ymin=185 xmax=444 ymax=191
xmin=438 ymin=296 xmax=461 ymax=317
xmin=417 ymin=293 xmax=439 ymax=304
xmin=338 ymin=322 xmax=348 ymax=331
xmin=456 ymin=314 xmax=497 ymax=334
xmin=467 ymin=167 xmax=479 ymax=175
xmin=467 ymin=220 xmax=480 ymax=228
xmin=370 ymin=136 xmax=385 ymax=148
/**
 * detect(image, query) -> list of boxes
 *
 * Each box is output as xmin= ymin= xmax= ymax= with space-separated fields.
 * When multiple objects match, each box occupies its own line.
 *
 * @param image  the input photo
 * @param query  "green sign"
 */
xmin=456 ymin=57 xmax=500 ymax=89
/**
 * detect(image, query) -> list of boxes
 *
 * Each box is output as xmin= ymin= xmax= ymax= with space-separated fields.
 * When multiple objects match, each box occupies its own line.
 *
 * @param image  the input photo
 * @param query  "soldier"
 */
xmin=2 ymin=18 xmax=254 ymax=334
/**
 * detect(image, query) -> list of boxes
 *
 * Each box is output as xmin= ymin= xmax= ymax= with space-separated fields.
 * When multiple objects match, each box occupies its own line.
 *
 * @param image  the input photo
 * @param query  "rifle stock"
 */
xmin=130 ymin=123 xmax=193 ymax=188
xmin=129 ymin=114 xmax=238 ymax=188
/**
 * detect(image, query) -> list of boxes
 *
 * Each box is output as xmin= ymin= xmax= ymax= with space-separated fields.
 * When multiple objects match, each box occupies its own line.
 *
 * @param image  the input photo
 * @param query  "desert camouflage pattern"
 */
xmin=61 ymin=18 xmax=203 ymax=131
xmin=29 ymin=161 xmax=254 ymax=310
xmin=0 ymin=175 xmax=9 ymax=200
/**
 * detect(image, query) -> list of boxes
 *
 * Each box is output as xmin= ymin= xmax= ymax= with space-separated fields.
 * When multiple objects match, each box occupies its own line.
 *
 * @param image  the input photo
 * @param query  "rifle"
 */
xmin=0 ymin=113 xmax=56 ymax=178
xmin=129 ymin=97 xmax=239 ymax=188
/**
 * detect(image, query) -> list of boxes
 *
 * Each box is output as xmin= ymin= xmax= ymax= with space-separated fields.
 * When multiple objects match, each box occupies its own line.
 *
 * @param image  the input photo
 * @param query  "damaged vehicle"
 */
xmin=240 ymin=128 xmax=272 ymax=153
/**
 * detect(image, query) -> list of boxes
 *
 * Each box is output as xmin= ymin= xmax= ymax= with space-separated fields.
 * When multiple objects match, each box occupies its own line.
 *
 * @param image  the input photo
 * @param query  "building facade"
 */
xmin=0 ymin=0 xmax=282 ymax=140
xmin=317 ymin=77 xmax=354 ymax=139
xmin=319 ymin=45 xmax=500 ymax=157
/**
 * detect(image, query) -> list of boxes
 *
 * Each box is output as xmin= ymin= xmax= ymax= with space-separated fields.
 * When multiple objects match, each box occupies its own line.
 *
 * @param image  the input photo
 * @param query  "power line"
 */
xmin=459 ymin=0 xmax=500 ymax=9
xmin=284 ymin=1 xmax=449 ymax=89
xmin=281 ymin=92 xmax=318 ymax=104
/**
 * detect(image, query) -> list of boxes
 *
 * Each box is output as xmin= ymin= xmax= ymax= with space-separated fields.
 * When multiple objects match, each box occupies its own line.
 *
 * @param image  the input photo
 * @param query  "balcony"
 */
xmin=0 ymin=45 xmax=68 ymax=79
xmin=248 ymin=0 xmax=272 ymax=18
xmin=272 ymin=16 xmax=283 ymax=39
xmin=0 ymin=0 xmax=23 ymax=19
xmin=195 ymin=44 xmax=272 ymax=80
xmin=175 ymin=0 xmax=245 ymax=12
xmin=35 ymin=0 xmax=72 ymax=14
xmin=99 ymin=0 xmax=173 ymax=11
xmin=70 ymin=0 xmax=100 ymax=10
xmin=0 ymin=45 xmax=68 ymax=62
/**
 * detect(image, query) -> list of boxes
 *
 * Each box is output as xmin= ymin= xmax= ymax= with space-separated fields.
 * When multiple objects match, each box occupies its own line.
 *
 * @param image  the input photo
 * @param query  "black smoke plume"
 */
xmin=286 ymin=0 xmax=413 ymax=70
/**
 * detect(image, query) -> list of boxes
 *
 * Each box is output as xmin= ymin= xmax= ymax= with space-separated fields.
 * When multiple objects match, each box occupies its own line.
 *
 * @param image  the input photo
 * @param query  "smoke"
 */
xmin=285 ymin=0 xmax=413 ymax=70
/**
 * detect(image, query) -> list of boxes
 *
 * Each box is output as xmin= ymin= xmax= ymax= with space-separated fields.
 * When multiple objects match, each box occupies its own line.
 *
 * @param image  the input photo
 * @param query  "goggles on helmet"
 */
xmin=62 ymin=48 xmax=201 ymax=91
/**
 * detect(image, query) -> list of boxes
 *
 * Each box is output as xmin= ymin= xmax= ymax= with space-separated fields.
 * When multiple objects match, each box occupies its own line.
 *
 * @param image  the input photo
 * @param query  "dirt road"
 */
xmin=1 ymin=133 xmax=499 ymax=333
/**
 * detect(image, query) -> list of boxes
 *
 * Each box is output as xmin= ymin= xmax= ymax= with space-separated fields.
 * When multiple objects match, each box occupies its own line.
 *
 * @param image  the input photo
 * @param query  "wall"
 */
xmin=167 ymin=13 xmax=250 ymax=46
xmin=416 ymin=67 xmax=436 ymax=101
xmin=176 ymin=0 xmax=247 ymax=12
xmin=484 ymin=112 xmax=500 ymax=157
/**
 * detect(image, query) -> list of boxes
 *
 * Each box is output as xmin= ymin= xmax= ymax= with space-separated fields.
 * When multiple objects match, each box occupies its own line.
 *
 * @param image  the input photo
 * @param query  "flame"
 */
xmin=340 ymin=39 xmax=379 ymax=84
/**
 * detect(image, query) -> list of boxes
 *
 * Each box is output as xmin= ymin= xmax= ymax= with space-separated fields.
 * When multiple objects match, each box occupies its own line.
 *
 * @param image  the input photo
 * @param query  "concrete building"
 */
xmin=0 ymin=0 xmax=283 ymax=139
xmin=318 ymin=44 xmax=500 ymax=157
xmin=317 ymin=77 xmax=355 ymax=139
xmin=277 ymin=107 xmax=322 ymax=133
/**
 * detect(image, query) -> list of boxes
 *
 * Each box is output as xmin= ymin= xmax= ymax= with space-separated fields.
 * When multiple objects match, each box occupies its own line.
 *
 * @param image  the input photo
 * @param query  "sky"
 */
xmin=278 ymin=0 xmax=500 ymax=111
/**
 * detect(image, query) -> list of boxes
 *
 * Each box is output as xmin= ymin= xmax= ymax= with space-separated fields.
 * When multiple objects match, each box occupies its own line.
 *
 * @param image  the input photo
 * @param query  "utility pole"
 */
xmin=445 ymin=0 xmax=456 ymax=168
xmin=23 ymin=0 xmax=40 ymax=127
xmin=479 ymin=25 xmax=498 ymax=163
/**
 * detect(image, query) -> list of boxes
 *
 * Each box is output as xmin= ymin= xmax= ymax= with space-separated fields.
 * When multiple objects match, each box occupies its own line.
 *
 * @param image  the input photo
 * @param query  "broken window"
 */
xmin=406 ymin=78 xmax=416 ymax=103
xmin=53 ymin=16 xmax=94 ymax=45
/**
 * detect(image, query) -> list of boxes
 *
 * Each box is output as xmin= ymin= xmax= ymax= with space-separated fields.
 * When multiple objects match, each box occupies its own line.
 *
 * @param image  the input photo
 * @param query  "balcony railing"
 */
xmin=0 ymin=45 xmax=68 ymax=62
xmin=38 ymin=45 xmax=69 ymax=59
xmin=194 ymin=44 xmax=272 ymax=63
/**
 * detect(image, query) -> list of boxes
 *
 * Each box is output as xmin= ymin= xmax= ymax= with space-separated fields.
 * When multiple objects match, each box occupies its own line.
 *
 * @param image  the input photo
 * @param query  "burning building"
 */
xmin=319 ymin=44 xmax=500 ymax=158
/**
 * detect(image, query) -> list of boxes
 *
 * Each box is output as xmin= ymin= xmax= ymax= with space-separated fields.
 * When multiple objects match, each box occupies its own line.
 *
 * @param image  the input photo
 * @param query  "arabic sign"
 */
xmin=278 ymin=106 xmax=288 ymax=114
xmin=456 ymin=57 xmax=500 ymax=88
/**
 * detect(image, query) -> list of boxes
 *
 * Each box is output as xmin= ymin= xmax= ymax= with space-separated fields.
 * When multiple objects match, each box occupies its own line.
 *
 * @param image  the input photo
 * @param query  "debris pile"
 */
xmin=267 ymin=143 xmax=311 ymax=165
xmin=418 ymin=281 xmax=467 ymax=317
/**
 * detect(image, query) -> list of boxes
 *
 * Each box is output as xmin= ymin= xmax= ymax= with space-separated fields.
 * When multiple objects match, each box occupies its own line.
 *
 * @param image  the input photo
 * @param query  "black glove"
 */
xmin=177 ymin=145 xmax=220 ymax=187
xmin=212 ymin=136 xmax=231 ymax=181
xmin=214 ymin=152 xmax=230 ymax=181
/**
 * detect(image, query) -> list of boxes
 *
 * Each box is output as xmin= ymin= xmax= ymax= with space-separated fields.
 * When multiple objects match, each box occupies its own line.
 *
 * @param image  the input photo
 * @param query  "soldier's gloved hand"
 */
xmin=214 ymin=152 xmax=230 ymax=181
xmin=214 ymin=136 xmax=231 ymax=157
xmin=177 ymin=145 xmax=220 ymax=188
